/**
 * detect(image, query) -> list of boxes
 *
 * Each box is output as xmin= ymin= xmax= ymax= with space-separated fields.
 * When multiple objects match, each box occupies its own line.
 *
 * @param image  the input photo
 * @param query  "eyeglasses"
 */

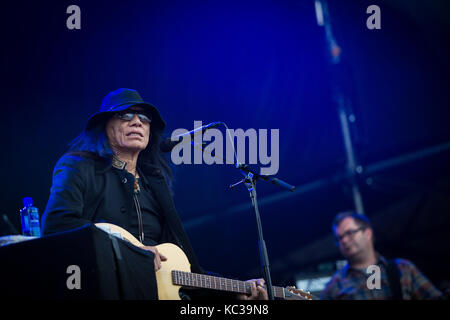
xmin=335 ymin=226 xmax=366 ymax=242
xmin=115 ymin=111 xmax=152 ymax=124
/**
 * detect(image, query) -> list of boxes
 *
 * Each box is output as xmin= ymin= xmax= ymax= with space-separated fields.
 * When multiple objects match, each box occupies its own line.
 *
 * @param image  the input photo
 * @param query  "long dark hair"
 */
xmin=67 ymin=119 xmax=173 ymax=186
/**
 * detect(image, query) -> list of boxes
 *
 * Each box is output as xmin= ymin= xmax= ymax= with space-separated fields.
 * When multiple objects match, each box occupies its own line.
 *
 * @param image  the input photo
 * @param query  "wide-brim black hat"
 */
xmin=85 ymin=88 xmax=166 ymax=133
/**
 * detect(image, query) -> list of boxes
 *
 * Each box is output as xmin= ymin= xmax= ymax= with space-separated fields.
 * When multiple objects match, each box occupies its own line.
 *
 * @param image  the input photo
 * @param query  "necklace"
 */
xmin=133 ymin=171 xmax=141 ymax=194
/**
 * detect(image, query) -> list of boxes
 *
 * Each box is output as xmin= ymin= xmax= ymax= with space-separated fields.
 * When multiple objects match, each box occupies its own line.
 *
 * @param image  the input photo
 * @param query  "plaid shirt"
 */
xmin=320 ymin=255 xmax=442 ymax=300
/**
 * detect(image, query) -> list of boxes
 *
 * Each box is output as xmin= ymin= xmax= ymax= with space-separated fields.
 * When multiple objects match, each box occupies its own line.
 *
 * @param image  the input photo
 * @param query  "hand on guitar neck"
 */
xmin=140 ymin=246 xmax=168 ymax=271
xmin=237 ymin=278 xmax=268 ymax=300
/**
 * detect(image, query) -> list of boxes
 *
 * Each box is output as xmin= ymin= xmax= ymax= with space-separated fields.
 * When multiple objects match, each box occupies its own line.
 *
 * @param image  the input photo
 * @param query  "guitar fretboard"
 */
xmin=172 ymin=270 xmax=286 ymax=298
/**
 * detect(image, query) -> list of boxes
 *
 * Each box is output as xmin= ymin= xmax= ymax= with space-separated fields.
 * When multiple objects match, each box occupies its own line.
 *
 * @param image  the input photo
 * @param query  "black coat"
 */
xmin=42 ymin=152 xmax=203 ymax=274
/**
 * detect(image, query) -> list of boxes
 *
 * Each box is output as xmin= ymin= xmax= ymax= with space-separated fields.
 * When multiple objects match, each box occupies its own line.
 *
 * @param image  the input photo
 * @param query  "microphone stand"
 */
xmin=190 ymin=126 xmax=295 ymax=300
xmin=229 ymin=164 xmax=295 ymax=300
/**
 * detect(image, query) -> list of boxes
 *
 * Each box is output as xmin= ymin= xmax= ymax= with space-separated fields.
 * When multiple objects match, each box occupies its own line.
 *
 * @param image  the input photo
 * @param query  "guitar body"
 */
xmin=96 ymin=223 xmax=188 ymax=300
xmin=154 ymin=242 xmax=189 ymax=300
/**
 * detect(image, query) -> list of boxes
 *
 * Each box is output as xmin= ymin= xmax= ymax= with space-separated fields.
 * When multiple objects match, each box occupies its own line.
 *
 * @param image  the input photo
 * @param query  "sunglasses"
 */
xmin=115 ymin=111 xmax=152 ymax=124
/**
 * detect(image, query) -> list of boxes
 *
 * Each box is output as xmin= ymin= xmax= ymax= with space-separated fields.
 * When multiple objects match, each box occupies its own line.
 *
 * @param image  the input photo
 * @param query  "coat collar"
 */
xmin=111 ymin=155 xmax=127 ymax=170
xmin=94 ymin=154 xmax=163 ymax=177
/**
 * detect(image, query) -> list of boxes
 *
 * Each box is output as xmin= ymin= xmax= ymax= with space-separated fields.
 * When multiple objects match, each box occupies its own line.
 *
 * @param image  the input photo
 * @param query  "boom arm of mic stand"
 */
xmin=236 ymin=164 xmax=296 ymax=192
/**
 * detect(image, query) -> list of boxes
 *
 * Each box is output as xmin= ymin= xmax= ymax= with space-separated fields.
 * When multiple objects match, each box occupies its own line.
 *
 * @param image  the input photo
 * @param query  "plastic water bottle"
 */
xmin=20 ymin=197 xmax=41 ymax=237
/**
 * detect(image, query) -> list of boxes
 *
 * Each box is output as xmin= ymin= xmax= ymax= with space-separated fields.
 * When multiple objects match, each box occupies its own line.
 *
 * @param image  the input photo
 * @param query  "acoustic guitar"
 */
xmin=95 ymin=223 xmax=314 ymax=300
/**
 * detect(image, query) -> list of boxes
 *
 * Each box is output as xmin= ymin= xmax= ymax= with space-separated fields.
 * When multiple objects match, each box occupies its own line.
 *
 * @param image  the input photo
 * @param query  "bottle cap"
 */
xmin=23 ymin=197 xmax=33 ymax=207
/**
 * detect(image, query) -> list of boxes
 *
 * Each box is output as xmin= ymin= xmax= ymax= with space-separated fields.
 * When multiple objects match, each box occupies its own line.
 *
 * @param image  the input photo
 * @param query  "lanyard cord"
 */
xmin=133 ymin=190 xmax=144 ymax=243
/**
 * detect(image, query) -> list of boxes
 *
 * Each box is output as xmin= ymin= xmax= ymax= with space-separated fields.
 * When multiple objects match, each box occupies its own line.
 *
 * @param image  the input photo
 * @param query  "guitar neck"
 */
xmin=172 ymin=270 xmax=286 ymax=298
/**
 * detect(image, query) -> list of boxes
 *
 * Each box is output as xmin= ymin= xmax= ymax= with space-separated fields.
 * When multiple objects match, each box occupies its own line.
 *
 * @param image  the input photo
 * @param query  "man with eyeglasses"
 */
xmin=41 ymin=88 xmax=267 ymax=300
xmin=320 ymin=211 xmax=443 ymax=300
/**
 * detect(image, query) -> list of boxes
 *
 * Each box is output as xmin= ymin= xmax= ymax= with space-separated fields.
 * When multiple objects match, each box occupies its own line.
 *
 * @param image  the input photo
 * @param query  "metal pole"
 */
xmin=337 ymin=97 xmax=365 ymax=214
xmin=316 ymin=0 xmax=365 ymax=214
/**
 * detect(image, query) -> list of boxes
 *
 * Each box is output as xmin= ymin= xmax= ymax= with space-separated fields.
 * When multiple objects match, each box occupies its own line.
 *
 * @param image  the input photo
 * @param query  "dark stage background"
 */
xmin=1 ymin=0 xmax=449 ymax=294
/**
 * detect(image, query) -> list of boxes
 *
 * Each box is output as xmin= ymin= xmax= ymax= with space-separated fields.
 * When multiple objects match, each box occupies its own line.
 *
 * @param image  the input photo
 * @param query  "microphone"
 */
xmin=160 ymin=121 xmax=222 ymax=153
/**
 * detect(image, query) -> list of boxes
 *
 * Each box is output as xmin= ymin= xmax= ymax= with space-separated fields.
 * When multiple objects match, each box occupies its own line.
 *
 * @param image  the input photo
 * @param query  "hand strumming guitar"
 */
xmin=141 ymin=246 xmax=168 ymax=271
